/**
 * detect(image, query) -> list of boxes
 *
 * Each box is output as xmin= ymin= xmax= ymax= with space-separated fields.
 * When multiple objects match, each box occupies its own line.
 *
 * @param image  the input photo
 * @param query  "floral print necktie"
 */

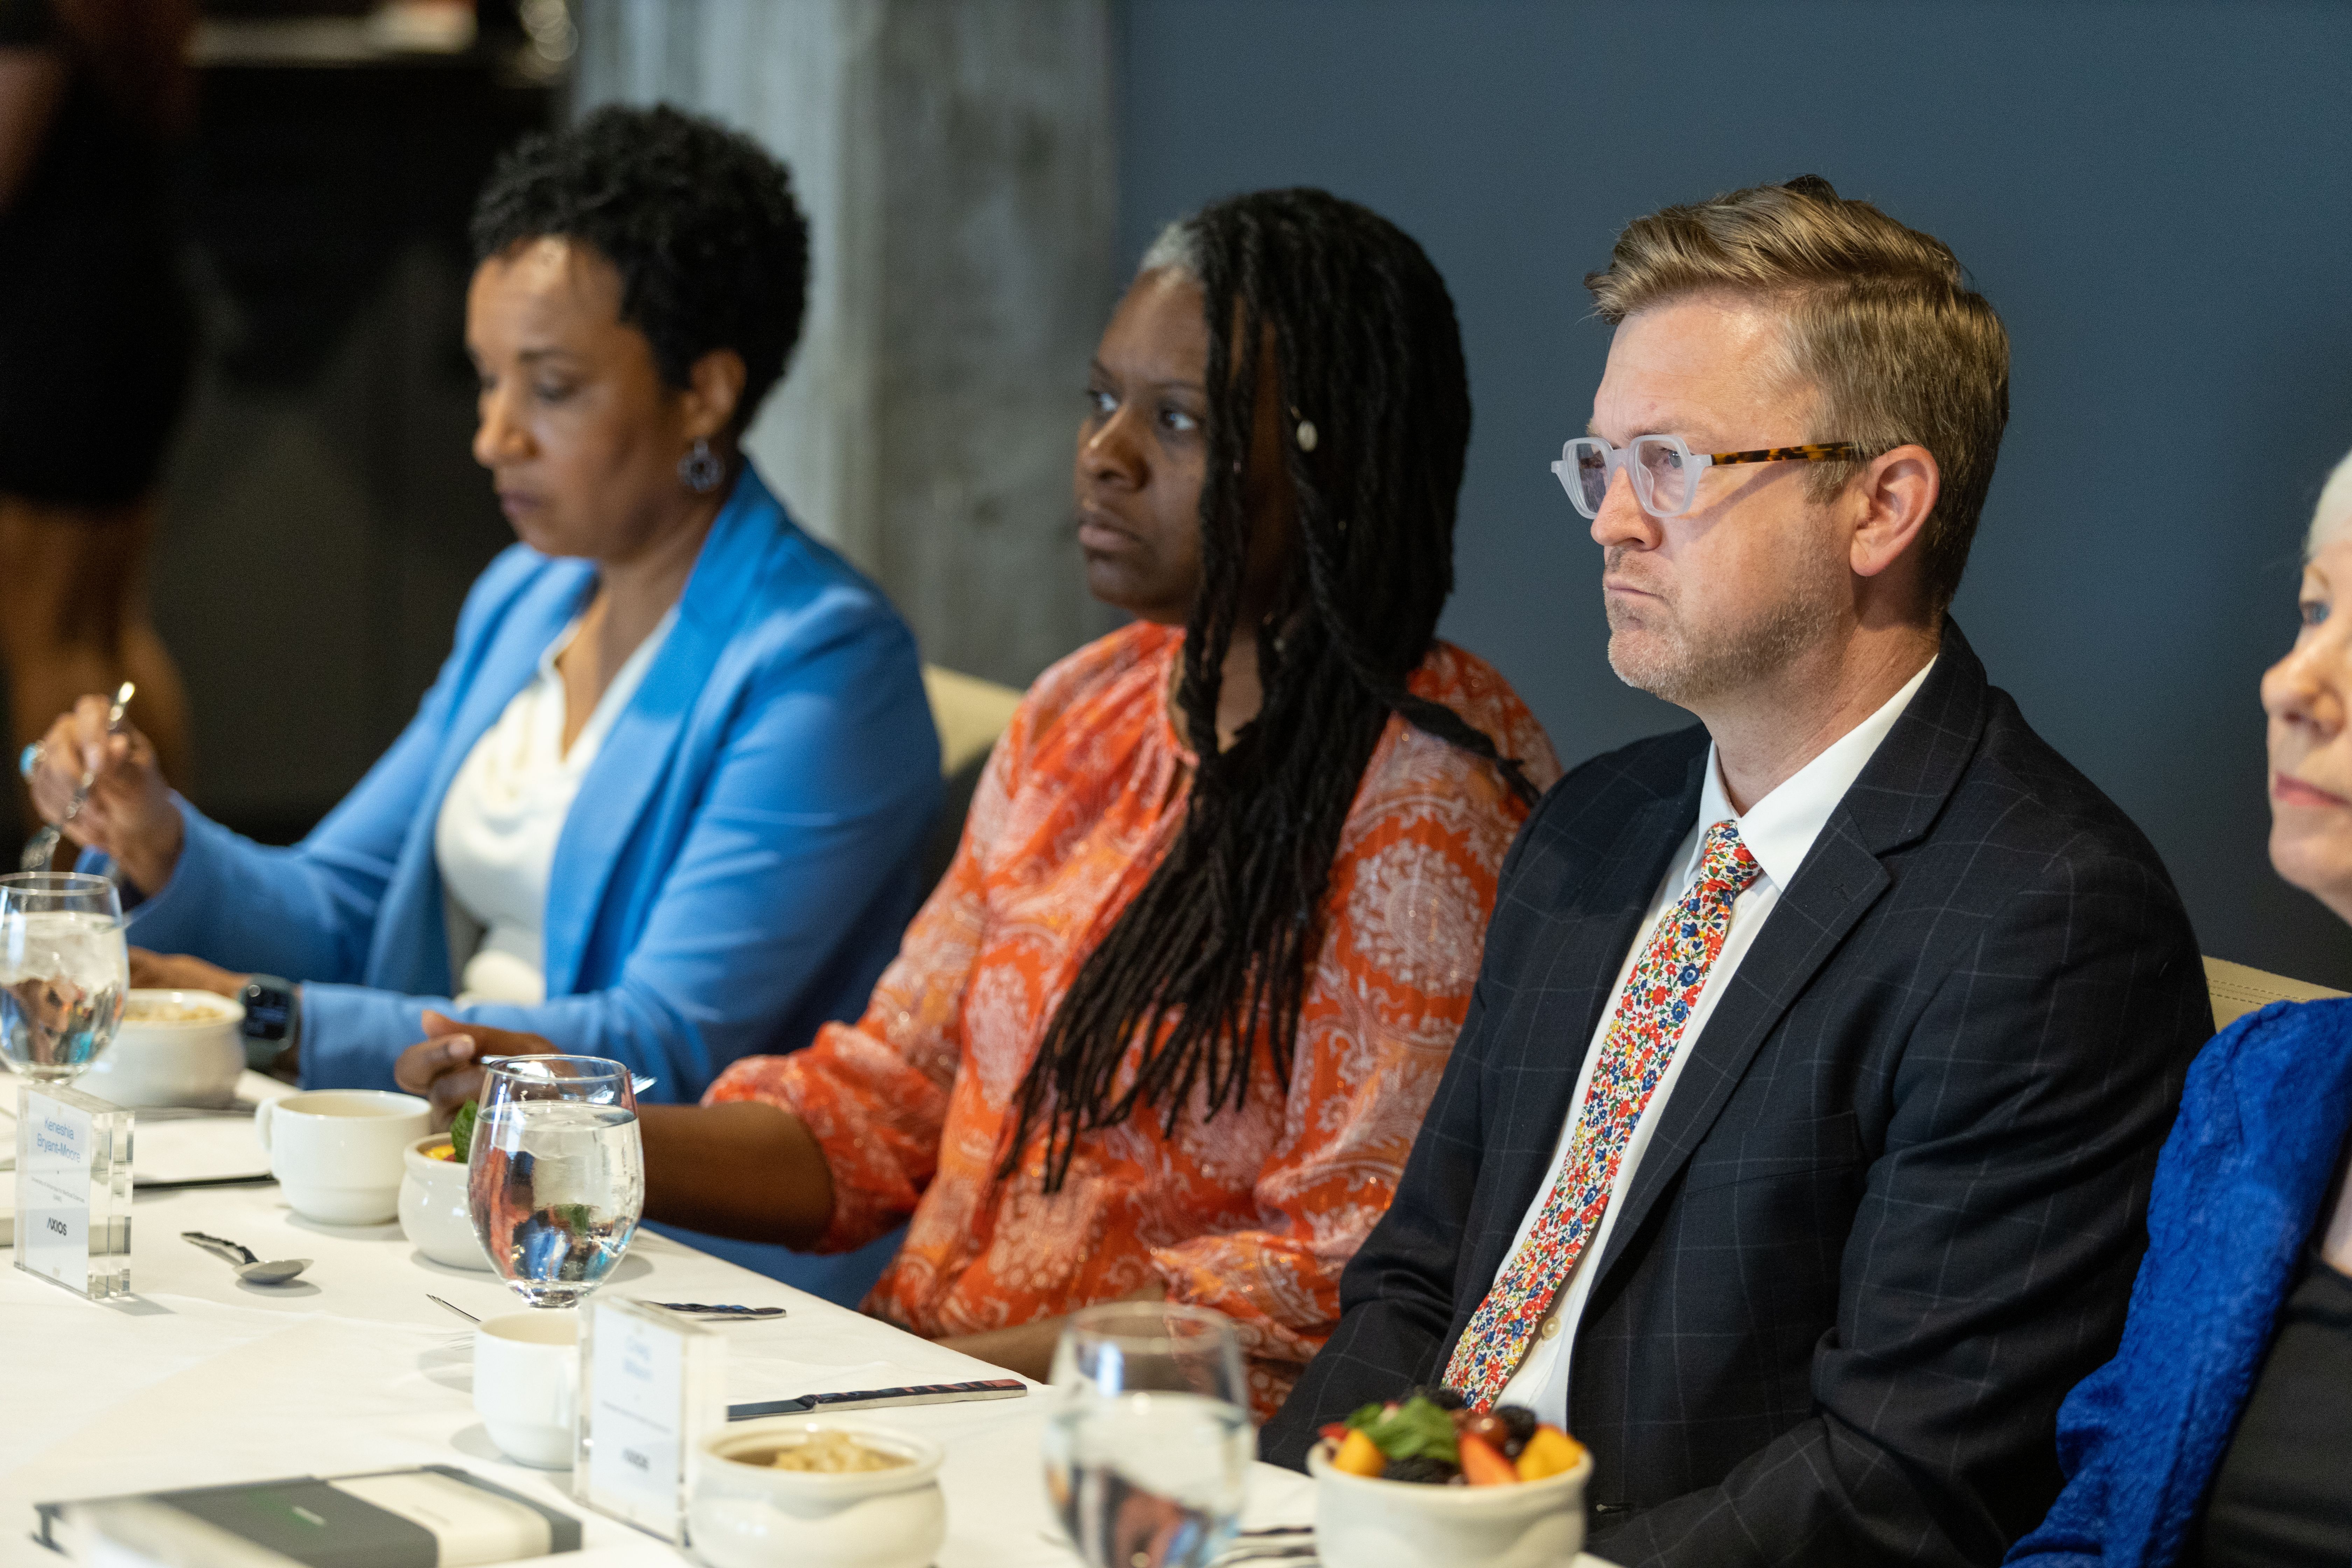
xmin=1443 ymin=819 xmax=1763 ymax=1408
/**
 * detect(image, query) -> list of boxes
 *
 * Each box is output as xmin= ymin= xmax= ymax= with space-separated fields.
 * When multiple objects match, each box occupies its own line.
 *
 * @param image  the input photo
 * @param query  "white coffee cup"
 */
xmin=81 ymin=988 xmax=247 ymax=1108
xmin=474 ymin=1310 xmax=580 ymax=1469
xmin=253 ymin=1090 xmax=430 ymax=1224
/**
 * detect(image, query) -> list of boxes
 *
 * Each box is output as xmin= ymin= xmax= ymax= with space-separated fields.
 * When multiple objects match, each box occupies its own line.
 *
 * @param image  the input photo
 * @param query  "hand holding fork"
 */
xmin=19 ymin=681 xmax=133 ymax=873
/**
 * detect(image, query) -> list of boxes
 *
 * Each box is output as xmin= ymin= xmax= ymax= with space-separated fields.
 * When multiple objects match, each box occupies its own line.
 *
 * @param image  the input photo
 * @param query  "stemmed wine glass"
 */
xmin=0 ymin=872 xmax=129 ymax=1085
xmin=465 ymin=1055 xmax=645 ymax=1308
xmin=1043 ymin=1301 xmax=1255 ymax=1568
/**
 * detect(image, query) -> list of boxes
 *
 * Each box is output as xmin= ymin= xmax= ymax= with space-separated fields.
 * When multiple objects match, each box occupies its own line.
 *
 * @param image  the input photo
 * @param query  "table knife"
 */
xmin=728 ymin=1377 xmax=1028 ymax=1421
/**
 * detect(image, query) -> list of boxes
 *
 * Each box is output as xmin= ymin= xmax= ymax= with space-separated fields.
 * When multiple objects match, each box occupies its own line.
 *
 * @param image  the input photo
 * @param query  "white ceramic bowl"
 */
xmin=398 ymin=1133 xmax=492 ymax=1270
xmin=1307 ymin=1438 xmax=1592 ymax=1568
xmin=80 ymin=988 xmax=245 ymax=1108
xmin=690 ymin=1420 xmax=946 ymax=1568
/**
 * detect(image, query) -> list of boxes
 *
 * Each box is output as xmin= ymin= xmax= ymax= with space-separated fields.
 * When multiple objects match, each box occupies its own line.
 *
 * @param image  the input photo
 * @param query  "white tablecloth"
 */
xmin=1 ymin=1076 xmax=1613 ymax=1567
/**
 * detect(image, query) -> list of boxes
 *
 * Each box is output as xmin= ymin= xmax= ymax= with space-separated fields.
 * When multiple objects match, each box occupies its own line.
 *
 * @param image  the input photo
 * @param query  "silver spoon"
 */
xmin=182 ymin=1230 xmax=312 ymax=1286
xmin=21 ymin=680 xmax=134 ymax=872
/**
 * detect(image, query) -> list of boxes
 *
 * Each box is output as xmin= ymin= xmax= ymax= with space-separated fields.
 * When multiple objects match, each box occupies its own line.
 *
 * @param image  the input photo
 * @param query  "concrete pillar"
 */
xmin=574 ymin=0 xmax=1117 ymax=687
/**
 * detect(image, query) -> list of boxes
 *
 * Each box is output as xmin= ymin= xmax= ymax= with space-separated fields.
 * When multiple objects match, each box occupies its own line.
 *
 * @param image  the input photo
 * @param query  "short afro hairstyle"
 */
xmin=470 ymin=103 xmax=810 ymax=431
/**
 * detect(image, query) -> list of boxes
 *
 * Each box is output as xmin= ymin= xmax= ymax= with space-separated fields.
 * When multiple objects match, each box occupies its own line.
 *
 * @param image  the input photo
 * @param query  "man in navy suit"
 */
xmin=1262 ymin=177 xmax=2211 ymax=1566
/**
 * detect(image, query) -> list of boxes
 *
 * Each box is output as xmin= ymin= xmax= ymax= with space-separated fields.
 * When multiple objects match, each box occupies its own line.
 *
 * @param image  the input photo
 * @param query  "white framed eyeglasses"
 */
xmin=1552 ymin=434 xmax=1868 ymax=520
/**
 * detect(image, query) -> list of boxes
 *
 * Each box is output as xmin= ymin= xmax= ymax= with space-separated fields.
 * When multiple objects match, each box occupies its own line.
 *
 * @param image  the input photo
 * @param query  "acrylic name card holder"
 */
xmin=14 ymin=1083 xmax=131 ymax=1300
xmin=575 ymin=1296 xmax=725 ymax=1543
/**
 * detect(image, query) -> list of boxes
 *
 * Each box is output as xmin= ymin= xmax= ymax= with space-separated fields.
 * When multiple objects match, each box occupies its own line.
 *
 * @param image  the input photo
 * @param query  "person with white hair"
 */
xmin=2008 ymin=447 xmax=2352 ymax=1568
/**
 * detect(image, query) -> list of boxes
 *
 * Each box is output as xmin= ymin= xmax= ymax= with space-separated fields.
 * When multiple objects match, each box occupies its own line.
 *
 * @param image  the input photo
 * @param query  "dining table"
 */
xmin=0 ymin=1071 xmax=1617 ymax=1568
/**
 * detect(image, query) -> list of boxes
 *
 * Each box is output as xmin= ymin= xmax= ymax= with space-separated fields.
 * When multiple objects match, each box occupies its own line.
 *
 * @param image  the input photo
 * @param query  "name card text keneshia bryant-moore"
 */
xmin=15 ymin=1084 xmax=132 ymax=1299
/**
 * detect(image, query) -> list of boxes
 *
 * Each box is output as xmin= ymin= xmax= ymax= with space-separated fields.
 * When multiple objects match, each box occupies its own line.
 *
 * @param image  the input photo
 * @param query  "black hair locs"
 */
xmin=1008 ymin=187 xmax=1539 ymax=1193
xmin=469 ymin=103 xmax=810 ymax=430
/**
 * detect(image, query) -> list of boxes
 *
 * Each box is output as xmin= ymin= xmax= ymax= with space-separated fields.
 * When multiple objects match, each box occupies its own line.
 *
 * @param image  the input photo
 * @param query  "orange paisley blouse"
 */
xmin=705 ymin=621 xmax=1559 ymax=1414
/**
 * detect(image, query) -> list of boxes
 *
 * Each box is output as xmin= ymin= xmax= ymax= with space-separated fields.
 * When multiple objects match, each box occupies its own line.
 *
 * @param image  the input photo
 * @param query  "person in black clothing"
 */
xmin=2007 ymin=448 xmax=2352 ymax=1568
xmin=0 ymin=0 xmax=197 ymax=822
xmin=1261 ymin=178 xmax=2213 ymax=1566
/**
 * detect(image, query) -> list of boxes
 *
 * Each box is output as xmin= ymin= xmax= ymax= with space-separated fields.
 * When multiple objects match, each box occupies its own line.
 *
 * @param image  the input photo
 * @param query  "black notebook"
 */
xmin=37 ymin=1464 xmax=582 ymax=1567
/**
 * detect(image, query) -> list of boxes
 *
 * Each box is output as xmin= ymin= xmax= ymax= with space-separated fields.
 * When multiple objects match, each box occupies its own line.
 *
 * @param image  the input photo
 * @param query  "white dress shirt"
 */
xmin=1488 ymin=657 xmax=1937 ymax=1423
xmin=433 ymin=608 xmax=676 ymax=1005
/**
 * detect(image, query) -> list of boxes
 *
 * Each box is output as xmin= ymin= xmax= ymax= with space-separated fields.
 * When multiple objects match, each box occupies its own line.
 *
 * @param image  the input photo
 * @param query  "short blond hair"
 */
xmin=1586 ymin=176 xmax=2009 ymax=613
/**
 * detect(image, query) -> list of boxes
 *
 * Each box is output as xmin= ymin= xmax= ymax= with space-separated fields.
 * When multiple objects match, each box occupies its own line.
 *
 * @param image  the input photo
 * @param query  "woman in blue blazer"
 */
xmin=2008 ymin=450 xmax=2352 ymax=1568
xmin=23 ymin=106 xmax=939 ymax=1105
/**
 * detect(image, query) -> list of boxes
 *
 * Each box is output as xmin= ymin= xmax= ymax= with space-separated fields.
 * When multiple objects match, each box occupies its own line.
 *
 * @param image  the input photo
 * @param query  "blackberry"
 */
xmin=1495 ymin=1405 xmax=1539 ymax=1447
xmin=1381 ymin=1455 xmax=1453 ymax=1485
xmin=1410 ymin=1385 xmax=1468 ymax=1412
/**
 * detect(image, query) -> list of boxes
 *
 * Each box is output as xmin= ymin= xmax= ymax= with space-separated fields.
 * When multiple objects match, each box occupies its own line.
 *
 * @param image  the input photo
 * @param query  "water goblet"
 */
xmin=1043 ymin=1301 xmax=1255 ymax=1568
xmin=466 ymin=1055 xmax=644 ymax=1308
xmin=0 ymin=872 xmax=129 ymax=1085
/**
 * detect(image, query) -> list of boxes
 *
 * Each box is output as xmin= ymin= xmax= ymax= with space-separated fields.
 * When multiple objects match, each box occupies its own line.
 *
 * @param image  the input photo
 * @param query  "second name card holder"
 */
xmin=574 ymin=1296 xmax=726 ymax=1543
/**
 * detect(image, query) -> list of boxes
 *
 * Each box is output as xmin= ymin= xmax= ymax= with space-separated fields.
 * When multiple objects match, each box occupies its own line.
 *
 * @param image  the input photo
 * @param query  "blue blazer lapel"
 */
xmin=541 ymin=471 xmax=780 ymax=996
xmin=362 ymin=559 xmax=596 ymax=995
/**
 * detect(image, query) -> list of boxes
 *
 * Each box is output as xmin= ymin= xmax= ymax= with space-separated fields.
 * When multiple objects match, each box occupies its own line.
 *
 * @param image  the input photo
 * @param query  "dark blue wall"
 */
xmin=1118 ymin=0 xmax=2352 ymax=987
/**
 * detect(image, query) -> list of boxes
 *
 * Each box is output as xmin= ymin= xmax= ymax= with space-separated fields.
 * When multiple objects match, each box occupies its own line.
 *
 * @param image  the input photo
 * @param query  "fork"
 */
xmin=20 ymin=681 xmax=133 ymax=873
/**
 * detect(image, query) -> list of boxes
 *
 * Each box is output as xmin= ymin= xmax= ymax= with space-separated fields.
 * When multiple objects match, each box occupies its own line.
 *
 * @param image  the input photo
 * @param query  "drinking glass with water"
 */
xmin=0 ymin=872 xmax=127 ymax=1084
xmin=467 ymin=1055 xmax=644 ymax=1308
xmin=1043 ymin=1301 xmax=1254 ymax=1568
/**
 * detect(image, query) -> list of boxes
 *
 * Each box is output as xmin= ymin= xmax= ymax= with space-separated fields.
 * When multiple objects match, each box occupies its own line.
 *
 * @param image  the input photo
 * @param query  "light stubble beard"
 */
xmin=1603 ymin=544 xmax=1846 ymax=709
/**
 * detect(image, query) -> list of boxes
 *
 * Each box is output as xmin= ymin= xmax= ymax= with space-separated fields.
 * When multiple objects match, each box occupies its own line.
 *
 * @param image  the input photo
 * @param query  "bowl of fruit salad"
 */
xmin=397 ymin=1101 xmax=492 ymax=1271
xmin=1306 ymin=1388 xmax=1590 ymax=1568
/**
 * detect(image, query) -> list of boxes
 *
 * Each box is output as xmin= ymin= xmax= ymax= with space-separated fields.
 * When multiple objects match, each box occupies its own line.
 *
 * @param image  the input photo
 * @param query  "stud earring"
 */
xmin=679 ymin=438 xmax=724 ymax=494
xmin=1293 ymin=411 xmax=1318 ymax=452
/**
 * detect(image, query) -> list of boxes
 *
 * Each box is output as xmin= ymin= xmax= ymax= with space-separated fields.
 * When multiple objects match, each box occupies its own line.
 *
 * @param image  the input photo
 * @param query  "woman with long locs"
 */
xmin=399 ymin=187 xmax=1562 ymax=1415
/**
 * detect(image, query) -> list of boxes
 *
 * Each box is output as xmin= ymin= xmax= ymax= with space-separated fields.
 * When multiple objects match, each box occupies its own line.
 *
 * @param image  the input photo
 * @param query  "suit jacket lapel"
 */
xmin=1587 ymin=824 xmax=1891 ymax=1287
xmin=1588 ymin=618 xmax=1994 ymax=1290
xmin=540 ymin=469 xmax=780 ymax=996
xmin=421 ymin=567 xmax=597 ymax=829
xmin=363 ymin=559 xmax=595 ymax=995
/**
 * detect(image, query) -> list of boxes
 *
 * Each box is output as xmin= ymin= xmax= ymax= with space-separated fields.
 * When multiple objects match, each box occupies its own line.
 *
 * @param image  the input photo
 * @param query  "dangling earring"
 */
xmin=679 ymin=438 xmax=724 ymax=494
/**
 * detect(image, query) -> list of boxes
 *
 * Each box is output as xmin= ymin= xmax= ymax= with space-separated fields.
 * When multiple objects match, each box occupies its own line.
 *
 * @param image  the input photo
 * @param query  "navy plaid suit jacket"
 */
xmin=1262 ymin=622 xmax=2211 ymax=1566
